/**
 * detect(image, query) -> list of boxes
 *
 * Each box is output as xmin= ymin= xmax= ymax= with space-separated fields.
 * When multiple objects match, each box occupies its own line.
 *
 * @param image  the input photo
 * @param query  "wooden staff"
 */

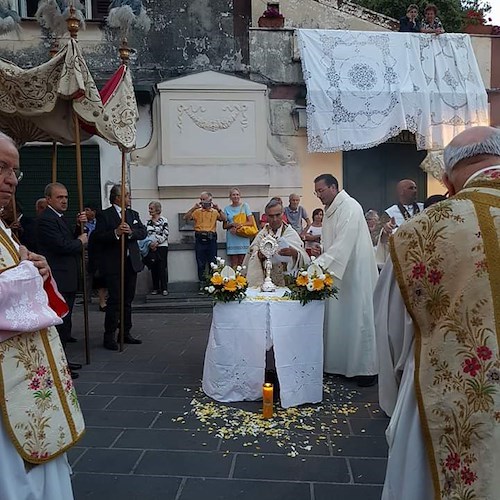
xmin=51 ymin=141 xmax=58 ymax=183
xmin=119 ymin=152 xmax=126 ymax=352
xmin=118 ymin=39 xmax=131 ymax=353
xmin=68 ymin=7 xmax=90 ymax=364
xmin=73 ymin=112 xmax=90 ymax=365
xmin=50 ymin=40 xmax=59 ymax=183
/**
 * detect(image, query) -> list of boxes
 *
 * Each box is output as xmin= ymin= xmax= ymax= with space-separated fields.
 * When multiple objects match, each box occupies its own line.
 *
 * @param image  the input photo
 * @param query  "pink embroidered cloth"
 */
xmin=0 ymin=261 xmax=63 ymax=342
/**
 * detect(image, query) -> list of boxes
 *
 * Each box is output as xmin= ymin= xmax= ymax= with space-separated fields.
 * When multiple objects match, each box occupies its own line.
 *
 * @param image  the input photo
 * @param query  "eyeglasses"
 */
xmin=314 ymin=187 xmax=329 ymax=197
xmin=0 ymin=165 xmax=23 ymax=182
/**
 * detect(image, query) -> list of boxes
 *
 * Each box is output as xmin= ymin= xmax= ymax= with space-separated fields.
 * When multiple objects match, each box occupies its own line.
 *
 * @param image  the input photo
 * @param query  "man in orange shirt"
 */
xmin=184 ymin=192 xmax=226 ymax=288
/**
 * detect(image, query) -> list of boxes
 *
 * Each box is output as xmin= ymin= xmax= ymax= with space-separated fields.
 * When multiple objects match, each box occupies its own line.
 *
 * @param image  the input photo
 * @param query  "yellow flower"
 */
xmin=224 ymin=279 xmax=238 ymax=292
xmin=296 ymin=274 xmax=309 ymax=286
xmin=324 ymin=274 xmax=333 ymax=287
xmin=312 ymin=278 xmax=325 ymax=291
xmin=236 ymin=275 xmax=247 ymax=287
xmin=211 ymin=274 xmax=223 ymax=286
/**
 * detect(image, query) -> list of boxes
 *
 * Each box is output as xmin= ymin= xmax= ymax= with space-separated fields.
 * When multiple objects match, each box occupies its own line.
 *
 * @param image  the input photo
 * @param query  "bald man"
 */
xmin=383 ymin=179 xmax=423 ymax=233
xmin=375 ymin=179 xmax=424 ymax=266
xmin=374 ymin=126 xmax=500 ymax=499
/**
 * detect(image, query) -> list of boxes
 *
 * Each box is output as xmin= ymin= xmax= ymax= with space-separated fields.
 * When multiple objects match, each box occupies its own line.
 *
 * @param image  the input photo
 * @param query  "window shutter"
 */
xmin=18 ymin=145 xmax=102 ymax=219
xmin=92 ymin=0 xmax=112 ymax=19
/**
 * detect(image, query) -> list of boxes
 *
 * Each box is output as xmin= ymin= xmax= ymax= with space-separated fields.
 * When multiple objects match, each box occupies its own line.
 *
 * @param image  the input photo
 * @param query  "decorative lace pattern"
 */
xmin=298 ymin=30 xmax=489 ymax=152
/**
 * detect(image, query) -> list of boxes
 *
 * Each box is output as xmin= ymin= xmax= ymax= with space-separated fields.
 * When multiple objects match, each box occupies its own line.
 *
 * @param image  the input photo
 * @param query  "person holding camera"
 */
xmin=184 ymin=192 xmax=226 ymax=290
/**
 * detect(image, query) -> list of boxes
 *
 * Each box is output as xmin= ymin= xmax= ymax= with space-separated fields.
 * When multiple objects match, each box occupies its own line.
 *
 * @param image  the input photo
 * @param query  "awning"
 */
xmin=297 ymin=30 xmax=489 ymax=152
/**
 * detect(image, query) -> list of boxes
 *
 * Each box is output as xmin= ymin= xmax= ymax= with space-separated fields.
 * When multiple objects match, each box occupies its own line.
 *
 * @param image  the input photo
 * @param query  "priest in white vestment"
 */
xmin=244 ymin=198 xmax=309 ymax=287
xmin=375 ymin=126 xmax=500 ymax=500
xmin=375 ymin=179 xmax=424 ymax=267
xmin=0 ymin=133 xmax=81 ymax=500
xmin=312 ymin=174 xmax=378 ymax=386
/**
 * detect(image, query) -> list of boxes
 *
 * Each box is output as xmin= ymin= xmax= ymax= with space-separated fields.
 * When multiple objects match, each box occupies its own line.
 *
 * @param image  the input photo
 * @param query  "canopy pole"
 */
xmin=50 ymin=40 xmax=59 ymax=183
xmin=118 ymin=38 xmax=131 ymax=354
xmin=73 ymin=111 xmax=90 ymax=365
xmin=119 ymin=151 xmax=126 ymax=353
xmin=51 ymin=142 xmax=58 ymax=183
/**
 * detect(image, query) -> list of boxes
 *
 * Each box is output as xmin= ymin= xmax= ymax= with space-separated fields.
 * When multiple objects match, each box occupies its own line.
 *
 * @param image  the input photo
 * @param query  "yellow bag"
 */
xmin=234 ymin=209 xmax=258 ymax=238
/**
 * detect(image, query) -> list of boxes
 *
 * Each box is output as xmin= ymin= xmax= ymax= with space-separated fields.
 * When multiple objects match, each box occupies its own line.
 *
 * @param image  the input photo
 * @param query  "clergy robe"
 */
xmin=0 ymin=221 xmax=79 ymax=500
xmin=375 ymin=167 xmax=500 ymax=499
xmin=314 ymin=190 xmax=378 ymax=377
xmin=375 ymin=202 xmax=424 ymax=267
xmin=243 ymin=222 xmax=309 ymax=288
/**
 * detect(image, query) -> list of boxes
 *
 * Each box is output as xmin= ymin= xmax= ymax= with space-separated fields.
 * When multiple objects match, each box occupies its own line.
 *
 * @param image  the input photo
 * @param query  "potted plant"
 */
xmin=258 ymin=2 xmax=285 ymax=28
xmin=462 ymin=1 xmax=493 ymax=34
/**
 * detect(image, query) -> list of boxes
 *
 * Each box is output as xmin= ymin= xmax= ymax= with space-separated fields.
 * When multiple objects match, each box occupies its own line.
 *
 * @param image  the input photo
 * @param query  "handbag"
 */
xmin=234 ymin=207 xmax=258 ymax=238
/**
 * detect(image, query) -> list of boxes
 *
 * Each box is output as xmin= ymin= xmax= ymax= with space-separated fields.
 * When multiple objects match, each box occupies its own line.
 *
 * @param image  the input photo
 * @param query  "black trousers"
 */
xmin=104 ymin=258 xmax=138 ymax=338
xmin=150 ymin=246 xmax=169 ymax=291
xmin=195 ymin=234 xmax=217 ymax=282
xmin=56 ymin=291 xmax=75 ymax=347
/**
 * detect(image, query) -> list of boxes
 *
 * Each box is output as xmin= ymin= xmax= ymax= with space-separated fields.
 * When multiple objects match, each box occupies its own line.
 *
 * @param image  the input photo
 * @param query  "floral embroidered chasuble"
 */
xmin=390 ymin=168 xmax=500 ymax=500
xmin=0 ymin=226 xmax=84 ymax=464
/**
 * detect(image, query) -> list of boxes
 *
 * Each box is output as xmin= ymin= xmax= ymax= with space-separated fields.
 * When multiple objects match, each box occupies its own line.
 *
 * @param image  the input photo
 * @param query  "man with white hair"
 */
xmin=0 ymin=132 xmax=84 ymax=499
xmin=375 ymin=126 xmax=500 ymax=499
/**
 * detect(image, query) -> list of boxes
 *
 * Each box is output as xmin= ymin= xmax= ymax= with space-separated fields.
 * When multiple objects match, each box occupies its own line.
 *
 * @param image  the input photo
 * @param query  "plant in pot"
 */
xmin=258 ymin=2 xmax=285 ymax=28
xmin=462 ymin=0 xmax=493 ymax=34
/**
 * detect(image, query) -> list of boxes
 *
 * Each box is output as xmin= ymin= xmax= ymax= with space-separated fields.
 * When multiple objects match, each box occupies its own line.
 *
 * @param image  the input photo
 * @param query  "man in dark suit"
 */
xmin=36 ymin=182 xmax=88 ymax=377
xmin=92 ymin=185 xmax=147 ymax=350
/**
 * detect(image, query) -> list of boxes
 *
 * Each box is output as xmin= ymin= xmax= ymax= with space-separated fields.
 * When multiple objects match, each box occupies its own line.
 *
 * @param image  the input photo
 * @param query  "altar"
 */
xmin=202 ymin=289 xmax=325 ymax=408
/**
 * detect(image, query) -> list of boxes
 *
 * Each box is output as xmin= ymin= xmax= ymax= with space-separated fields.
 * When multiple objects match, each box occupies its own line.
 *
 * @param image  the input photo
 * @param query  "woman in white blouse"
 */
xmin=146 ymin=201 xmax=169 ymax=296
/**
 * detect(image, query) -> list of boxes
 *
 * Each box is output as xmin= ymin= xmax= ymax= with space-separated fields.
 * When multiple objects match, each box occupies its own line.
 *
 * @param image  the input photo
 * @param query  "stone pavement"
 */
xmin=67 ymin=305 xmax=389 ymax=500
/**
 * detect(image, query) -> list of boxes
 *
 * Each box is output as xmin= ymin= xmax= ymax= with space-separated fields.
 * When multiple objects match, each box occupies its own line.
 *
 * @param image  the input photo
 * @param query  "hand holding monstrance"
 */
xmin=259 ymin=234 xmax=278 ymax=292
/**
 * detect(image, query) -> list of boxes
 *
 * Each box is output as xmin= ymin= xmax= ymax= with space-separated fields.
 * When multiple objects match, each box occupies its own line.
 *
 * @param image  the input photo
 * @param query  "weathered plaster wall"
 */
xmin=0 ymin=0 xmax=250 ymax=87
xmin=252 ymin=0 xmax=393 ymax=31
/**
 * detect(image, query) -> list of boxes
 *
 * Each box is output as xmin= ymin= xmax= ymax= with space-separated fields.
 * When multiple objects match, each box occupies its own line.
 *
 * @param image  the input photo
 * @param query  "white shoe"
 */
xmin=162 ymin=290 xmax=169 ymax=296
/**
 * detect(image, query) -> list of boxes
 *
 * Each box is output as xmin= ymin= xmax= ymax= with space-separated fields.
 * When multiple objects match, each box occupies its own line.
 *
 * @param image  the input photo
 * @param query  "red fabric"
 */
xmin=78 ymin=65 xmax=127 ymax=136
xmin=44 ymin=274 xmax=69 ymax=319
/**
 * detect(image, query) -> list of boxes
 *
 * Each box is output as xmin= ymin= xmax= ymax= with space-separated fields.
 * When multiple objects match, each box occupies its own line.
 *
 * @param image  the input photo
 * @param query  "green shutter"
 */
xmin=17 ymin=145 xmax=102 ymax=218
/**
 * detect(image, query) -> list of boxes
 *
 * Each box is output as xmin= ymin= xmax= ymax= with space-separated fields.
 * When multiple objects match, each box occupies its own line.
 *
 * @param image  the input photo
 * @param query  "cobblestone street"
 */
xmin=67 ymin=306 xmax=388 ymax=500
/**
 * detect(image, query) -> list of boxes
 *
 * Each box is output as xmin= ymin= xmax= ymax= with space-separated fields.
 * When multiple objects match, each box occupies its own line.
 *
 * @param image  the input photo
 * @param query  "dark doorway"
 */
xmin=343 ymin=142 xmax=427 ymax=214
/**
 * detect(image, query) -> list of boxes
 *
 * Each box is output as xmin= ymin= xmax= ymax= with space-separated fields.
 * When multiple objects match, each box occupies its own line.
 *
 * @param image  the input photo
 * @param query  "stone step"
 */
xmin=132 ymin=291 xmax=213 ymax=314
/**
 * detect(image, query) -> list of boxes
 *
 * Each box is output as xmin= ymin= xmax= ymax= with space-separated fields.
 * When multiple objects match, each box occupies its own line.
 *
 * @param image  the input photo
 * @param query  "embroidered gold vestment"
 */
xmin=390 ymin=169 xmax=500 ymax=500
xmin=0 ymin=227 xmax=85 ymax=464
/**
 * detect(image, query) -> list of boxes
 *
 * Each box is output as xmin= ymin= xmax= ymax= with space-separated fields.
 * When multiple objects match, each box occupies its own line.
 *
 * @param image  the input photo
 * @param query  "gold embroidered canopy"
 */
xmin=0 ymin=38 xmax=138 ymax=150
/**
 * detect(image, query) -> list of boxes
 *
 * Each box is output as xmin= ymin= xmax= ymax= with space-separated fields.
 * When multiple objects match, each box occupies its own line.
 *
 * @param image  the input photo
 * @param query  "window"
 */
xmin=16 ymin=0 xmax=112 ymax=20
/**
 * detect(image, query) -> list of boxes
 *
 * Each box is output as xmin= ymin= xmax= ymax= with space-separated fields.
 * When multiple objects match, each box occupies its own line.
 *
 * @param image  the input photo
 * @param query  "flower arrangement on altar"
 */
xmin=284 ymin=262 xmax=338 ymax=306
xmin=204 ymin=257 xmax=248 ymax=302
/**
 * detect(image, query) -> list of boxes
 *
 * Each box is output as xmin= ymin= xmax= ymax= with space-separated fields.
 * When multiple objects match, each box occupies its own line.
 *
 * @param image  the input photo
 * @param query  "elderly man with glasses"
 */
xmin=0 ymin=132 xmax=84 ymax=500
xmin=375 ymin=126 xmax=500 ymax=500
xmin=311 ymin=174 xmax=379 ymax=387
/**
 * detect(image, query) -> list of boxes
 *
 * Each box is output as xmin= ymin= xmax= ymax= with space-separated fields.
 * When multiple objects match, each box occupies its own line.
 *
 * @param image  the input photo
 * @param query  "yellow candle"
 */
xmin=263 ymin=382 xmax=274 ymax=419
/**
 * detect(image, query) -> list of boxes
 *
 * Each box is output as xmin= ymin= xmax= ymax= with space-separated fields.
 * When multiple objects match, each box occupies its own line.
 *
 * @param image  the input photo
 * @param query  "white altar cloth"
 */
xmin=297 ymin=30 xmax=489 ymax=152
xmin=202 ymin=290 xmax=324 ymax=408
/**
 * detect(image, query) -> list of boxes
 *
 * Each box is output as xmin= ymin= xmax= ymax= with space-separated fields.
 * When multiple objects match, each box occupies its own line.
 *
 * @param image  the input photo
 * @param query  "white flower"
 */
xmin=306 ymin=282 xmax=315 ymax=291
xmin=301 ymin=271 xmax=308 ymax=276
xmin=207 ymin=286 xmax=215 ymax=293
xmin=223 ymin=277 xmax=229 ymax=283
xmin=318 ymin=274 xmax=325 ymax=280
xmin=220 ymin=259 xmax=225 ymax=265
xmin=242 ymin=265 xmax=246 ymax=270
xmin=213 ymin=272 xmax=220 ymax=276
xmin=236 ymin=266 xmax=242 ymax=271
xmin=210 ymin=262 xmax=217 ymax=269
xmin=216 ymin=256 xmax=222 ymax=262
xmin=311 ymin=255 xmax=316 ymax=261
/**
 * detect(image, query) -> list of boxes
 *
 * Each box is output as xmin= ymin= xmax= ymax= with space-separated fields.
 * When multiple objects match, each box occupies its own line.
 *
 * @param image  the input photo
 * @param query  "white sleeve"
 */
xmin=374 ymin=259 xmax=415 ymax=416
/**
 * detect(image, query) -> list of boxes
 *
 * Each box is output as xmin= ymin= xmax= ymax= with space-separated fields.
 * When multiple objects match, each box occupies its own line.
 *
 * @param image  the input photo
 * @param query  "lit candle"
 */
xmin=263 ymin=382 xmax=274 ymax=419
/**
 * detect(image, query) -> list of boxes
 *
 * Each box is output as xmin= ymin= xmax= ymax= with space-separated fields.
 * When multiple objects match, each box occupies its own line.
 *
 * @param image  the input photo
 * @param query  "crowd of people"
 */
xmin=1 ymin=125 xmax=499 ymax=499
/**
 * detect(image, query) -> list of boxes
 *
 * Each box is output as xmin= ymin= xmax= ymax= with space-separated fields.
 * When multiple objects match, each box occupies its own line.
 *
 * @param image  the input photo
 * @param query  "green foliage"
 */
xmin=352 ymin=0 xmax=489 ymax=32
